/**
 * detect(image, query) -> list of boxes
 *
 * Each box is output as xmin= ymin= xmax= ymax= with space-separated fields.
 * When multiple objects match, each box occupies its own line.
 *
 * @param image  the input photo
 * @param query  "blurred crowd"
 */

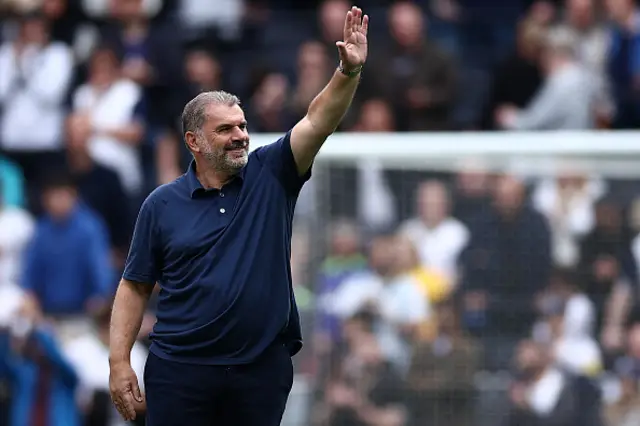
xmin=1 ymin=0 xmax=640 ymax=425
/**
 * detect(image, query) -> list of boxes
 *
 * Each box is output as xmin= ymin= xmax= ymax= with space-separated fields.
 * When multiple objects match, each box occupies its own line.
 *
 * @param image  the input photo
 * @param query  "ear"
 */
xmin=184 ymin=131 xmax=200 ymax=153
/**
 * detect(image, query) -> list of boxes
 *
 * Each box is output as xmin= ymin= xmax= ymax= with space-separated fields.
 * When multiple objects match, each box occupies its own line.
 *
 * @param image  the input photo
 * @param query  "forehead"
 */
xmin=203 ymin=103 xmax=246 ymax=127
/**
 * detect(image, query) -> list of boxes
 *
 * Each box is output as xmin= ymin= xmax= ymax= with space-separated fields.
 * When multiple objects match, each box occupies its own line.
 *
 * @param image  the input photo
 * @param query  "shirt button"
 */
xmin=220 ymin=208 xmax=226 ymax=214
xmin=220 ymin=192 xmax=225 ymax=198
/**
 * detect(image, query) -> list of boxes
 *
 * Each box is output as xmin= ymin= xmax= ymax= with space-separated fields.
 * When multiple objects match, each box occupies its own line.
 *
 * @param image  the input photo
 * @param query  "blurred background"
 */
xmin=2 ymin=0 xmax=640 ymax=425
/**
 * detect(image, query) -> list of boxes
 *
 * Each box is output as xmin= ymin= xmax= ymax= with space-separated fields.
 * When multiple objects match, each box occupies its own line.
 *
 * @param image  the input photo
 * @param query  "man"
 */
xmin=108 ymin=6 xmax=368 ymax=426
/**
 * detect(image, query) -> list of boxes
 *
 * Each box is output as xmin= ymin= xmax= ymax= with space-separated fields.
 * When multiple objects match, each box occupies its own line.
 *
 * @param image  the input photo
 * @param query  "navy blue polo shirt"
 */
xmin=122 ymin=130 xmax=310 ymax=365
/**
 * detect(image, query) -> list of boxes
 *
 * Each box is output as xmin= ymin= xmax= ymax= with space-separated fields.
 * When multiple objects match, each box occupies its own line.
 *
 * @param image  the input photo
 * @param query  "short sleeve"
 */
xmin=122 ymin=196 xmax=161 ymax=285
xmin=253 ymin=130 xmax=312 ymax=194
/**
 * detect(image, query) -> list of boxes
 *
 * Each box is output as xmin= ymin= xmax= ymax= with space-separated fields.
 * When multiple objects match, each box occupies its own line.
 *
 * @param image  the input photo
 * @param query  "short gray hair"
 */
xmin=181 ymin=90 xmax=241 ymax=135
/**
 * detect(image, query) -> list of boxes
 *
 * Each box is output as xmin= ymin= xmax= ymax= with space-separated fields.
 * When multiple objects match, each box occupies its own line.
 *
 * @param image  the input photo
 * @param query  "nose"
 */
xmin=231 ymin=125 xmax=249 ymax=141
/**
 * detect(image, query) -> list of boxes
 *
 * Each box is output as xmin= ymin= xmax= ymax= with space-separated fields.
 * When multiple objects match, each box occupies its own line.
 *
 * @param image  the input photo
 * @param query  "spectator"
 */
xmin=532 ymin=169 xmax=606 ymax=267
xmin=63 ymin=305 xmax=147 ymax=426
xmin=330 ymin=234 xmax=430 ymax=372
xmin=460 ymin=174 xmax=551 ymax=370
xmin=369 ymin=1 xmax=457 ymax=131
xmin=482 ymin=18 xmax=544 ymax=129
xmin=246 ymin=72 xmax=293 ymax=133
xmin=451 ymin=159 xmax=493 ymax=225
xmin=579 ymin=199 xmax=636 ymax=356
xmin=0 ymin=155 xmax=26 ymax=208
xmin=157 ymin=45 xmax=225 ymax=183
xmin=606 ymin=323 xmax=640 ymax=426
xmin=400 ymin=180 xmax=469 ymax=285
xmin=0 ymin=9 xmax=73 ymax=211
xmin=394 ymin=234 xmax=450 ymax=310
xmin=495 ymin=26 xmax=599 ymax=130
xmin=503 ymin=339 xmax=604 ymax=426
xmin=323 ymin=311 xmax=408 ymax=426
xmin=21 ymin=175 xmax=113 ymax=331
xmin=561 ymin=0 xmax=608 ymax=80
xmin=64 ymin=113 xmax=132 ymax=269
xmin=353 ymin=99 xmax=397 ymax=231
xmin=69 ymin=45 xmax=145 ymax=197
xmin=316 ymin=0 xmax=350 ymax=62
xmin=1 ymin=301 xmax=80 ymax=426
xmin=604 ymin=0 xmax=640 ymax=129
xmin=99 ymin=0 xmax=182 ymax=128
xmin=290 ymin=41 xmax=334 ymax=124
xmin=408 ymin=300 xmax=481 ymax=426
xmin=558 ymin=0 xmax=612 ymax=125
xmin=534 ymin=268 xmax=602 ymax=376
xmin=316 ymin=219 xmax=367 ymax=352
xmin=0 ymin=183 xmax=34 ymax=288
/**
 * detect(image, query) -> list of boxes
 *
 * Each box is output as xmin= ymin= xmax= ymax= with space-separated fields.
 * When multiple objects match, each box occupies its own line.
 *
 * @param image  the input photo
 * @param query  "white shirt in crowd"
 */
xmin=399 ymin=217 xmax=469 ymax=282
xmin=532 ymin=177 xmax=604 ymax=266
xmin=0 ymin=206 xmax=34 ymax=286
xmin=64 ymin=333 xmax=148 ymax=426
xmin=554 ymin=293 xmax=602 ymax=375
xmin=73 ymin=79 xmax=143 ymax=195
xmin=0 ymin=41 xmax=73 ymax=151
xmin=329 ymin=270 xmax=430 ymax=372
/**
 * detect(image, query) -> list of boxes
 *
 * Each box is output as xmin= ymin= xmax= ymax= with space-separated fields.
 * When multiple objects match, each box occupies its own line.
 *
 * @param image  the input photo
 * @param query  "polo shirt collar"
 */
xmin=186 ymin=160 xmax=246 ymax=198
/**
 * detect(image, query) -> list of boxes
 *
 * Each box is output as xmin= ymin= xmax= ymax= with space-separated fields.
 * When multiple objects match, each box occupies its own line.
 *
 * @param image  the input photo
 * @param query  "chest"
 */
xmin=161 ymin=170 xmax=292 ymax=260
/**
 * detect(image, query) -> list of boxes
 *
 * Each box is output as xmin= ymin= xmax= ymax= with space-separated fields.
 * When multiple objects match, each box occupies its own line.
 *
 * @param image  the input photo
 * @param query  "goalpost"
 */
xmin=250 ymin=130 xmax=640 ymax=426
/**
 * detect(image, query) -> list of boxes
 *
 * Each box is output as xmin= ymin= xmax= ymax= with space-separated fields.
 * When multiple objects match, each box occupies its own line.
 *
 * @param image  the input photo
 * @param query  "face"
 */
xmin=369 ymin=237 xmax=396 ymax=276
xmin=330 ymin=222 xmax=360 ymax=256
xmin=455 ymin=161 xmax=490 ymax=197
xmin=20 ymin=17 xmax=48 ymax=45
xmin=389 ymin=2 xmax=424 ymax=47
xmin=42 ymin=0 xmax=67 ymax=19
xmin=185 ymin=51 xmax=220 ymax=87
xmin=319 ymin=0 xmax=349 ymax=41
xmin=494 ymin=175 xmax=525 ymax=216
xmin=628 ymin=325 xmax=640 ymax=358
xmin=298 ymin=41 xmax=329 ymax=75
xmin=417 ymin=181 xmax=449 ymax=226
xmin=188 ymin=104 xmax=250 ymax=173
xmin=89 ymin=50 xmax=120 ymax=89
xmin=359 ymin=99 xmax=394 ymax=131
xmin=393 ymin=237 xmax=419 ymax=271
xmin=110 ymin=0 xmax=143 ymax=20
xmin=43 ymin=187 xmax=77 ymax=220
xmin=567 ymin=0 xmax=594 ymax=29
xmin=595 ymin=202 xmax=621 ymax=230
xmin=515 ymin=341 xmax=547 ymax=377
xmin=517 ymin=21 xmax=544 ymax=60
xmin=605 ymin=0 xmax=633 ymax=22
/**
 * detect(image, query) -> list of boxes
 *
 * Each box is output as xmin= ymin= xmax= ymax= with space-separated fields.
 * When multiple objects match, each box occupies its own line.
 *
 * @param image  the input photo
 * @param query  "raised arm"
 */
xmin=290 ymin=6 xmax=368 ymax=175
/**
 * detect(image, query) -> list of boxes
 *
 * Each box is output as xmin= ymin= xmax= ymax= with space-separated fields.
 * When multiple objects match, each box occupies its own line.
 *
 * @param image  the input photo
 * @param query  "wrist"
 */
xmin=109 ymin=354 xmax=131 ymax=366
xmin=338 ymin=61 xmax=362 ymax=77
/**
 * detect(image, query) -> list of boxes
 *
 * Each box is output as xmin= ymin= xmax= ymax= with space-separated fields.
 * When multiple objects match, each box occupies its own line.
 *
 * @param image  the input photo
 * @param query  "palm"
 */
xmin=338 ymin=7 xmax=369 ymax=69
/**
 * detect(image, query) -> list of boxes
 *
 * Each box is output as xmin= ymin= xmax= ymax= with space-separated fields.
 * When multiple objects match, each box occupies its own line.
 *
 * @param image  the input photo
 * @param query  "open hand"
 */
xmin=109 ymin=361 xmax=145 ymax=421
xmin=336 ymin=6 xmax=368 ymax=72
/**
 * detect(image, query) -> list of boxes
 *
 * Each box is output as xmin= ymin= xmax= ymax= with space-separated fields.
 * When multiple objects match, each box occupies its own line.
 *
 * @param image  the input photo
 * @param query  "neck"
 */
xmin=423 ymin=217 xmax=443 ymax=229
xmin=124 ymin=20 xmax=147 ymax=37
xmin=623 ymin=10 xmax=637 ymax=33
xmin=195 ymin=160 xmax=235 ymax=189
xmin=67 ymin=150 xmax=93 ymax=172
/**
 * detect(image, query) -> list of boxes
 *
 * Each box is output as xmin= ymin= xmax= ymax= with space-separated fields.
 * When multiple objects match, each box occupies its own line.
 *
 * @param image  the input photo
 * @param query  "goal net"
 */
xmin=250 ymin=130 xmax=640 ymax=426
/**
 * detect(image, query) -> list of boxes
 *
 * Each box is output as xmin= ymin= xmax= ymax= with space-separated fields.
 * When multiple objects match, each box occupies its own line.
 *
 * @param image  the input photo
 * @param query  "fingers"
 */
xmin=113 ymin=392 xmax=138 ymax=421
xmin=362 ymin=14 xmax=369 ymax=35
xmin=343 ymin=9 xmax=352 ymax=38
xmin=131 ymin=379 xmax=144 ymax=402
xmin=351 ymin=6 xmax=362 ymax=31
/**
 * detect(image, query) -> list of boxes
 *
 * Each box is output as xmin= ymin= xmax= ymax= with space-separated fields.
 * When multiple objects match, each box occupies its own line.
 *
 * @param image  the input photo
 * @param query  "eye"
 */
xmin=239 ymin=123 xmax=247 ymax=131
